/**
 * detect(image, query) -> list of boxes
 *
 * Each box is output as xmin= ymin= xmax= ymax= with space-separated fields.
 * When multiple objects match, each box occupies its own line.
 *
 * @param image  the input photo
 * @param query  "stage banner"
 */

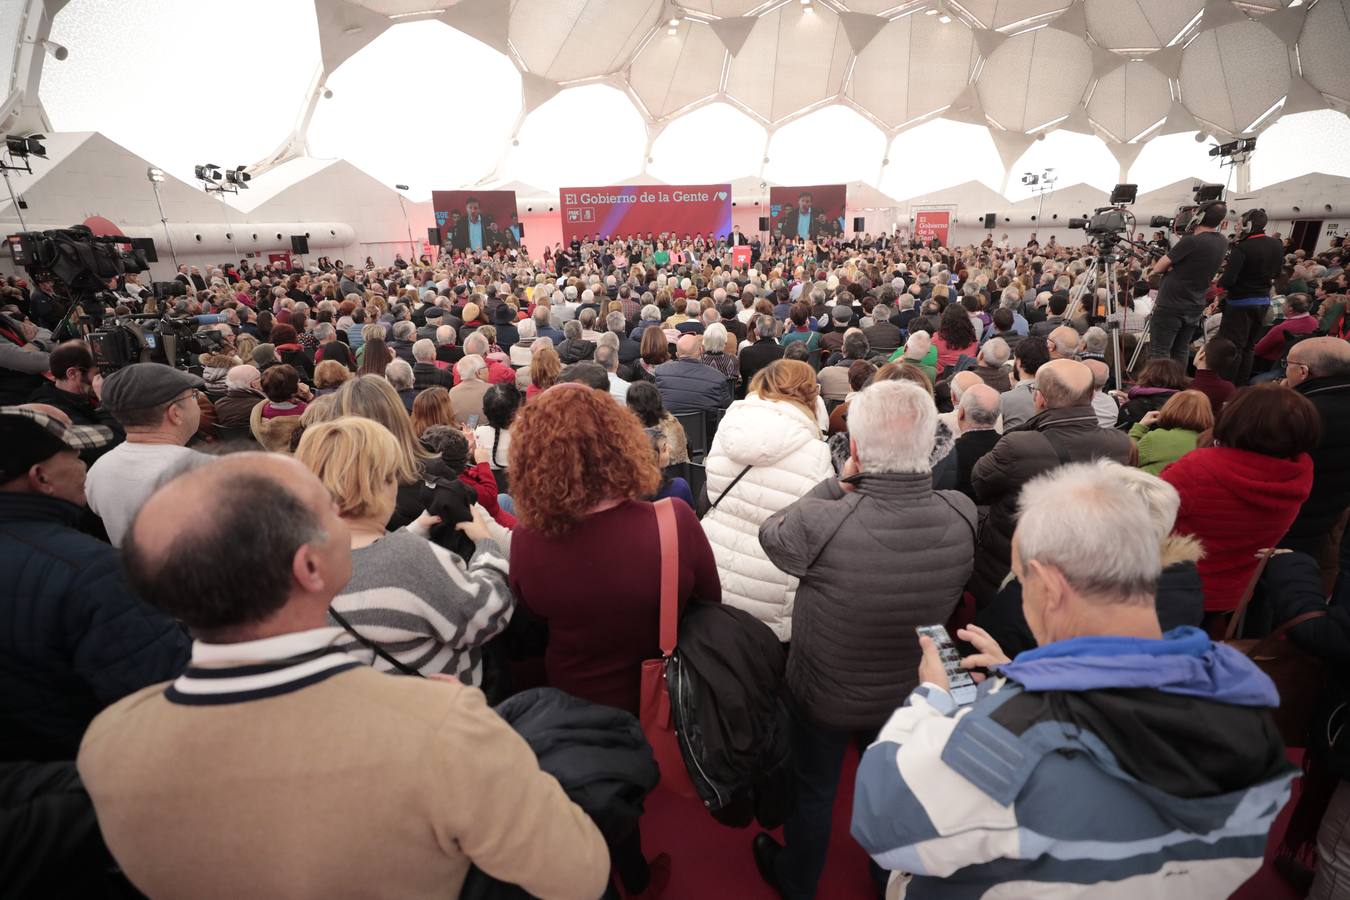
xmin=432 ymin=190 xmax=521 ymax=251
xmin=914 ymin=210 xmax=951 ymax=247
xmin=558 ymin=184 xmax=732 ymax=244
xmin=769 ymin=184 xmax=847 ymax=241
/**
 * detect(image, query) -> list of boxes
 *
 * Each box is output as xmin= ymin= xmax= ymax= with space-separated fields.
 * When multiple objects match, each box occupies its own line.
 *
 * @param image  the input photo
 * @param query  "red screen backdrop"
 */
xmin=914 ymin=210 xmax=951 ymax=247
xmin=769 ymin=184 xmax=847 ymax=241
xmin=432 ymin=190 xmax=521 ymax=251
xmin=558 ymin=185 xmax=732 ymax=244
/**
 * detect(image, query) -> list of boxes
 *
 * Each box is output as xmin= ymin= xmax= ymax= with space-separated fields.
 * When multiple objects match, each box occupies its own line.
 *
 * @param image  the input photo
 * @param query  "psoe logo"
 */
xmin=714 ymin=191 xmax=728 ymax=202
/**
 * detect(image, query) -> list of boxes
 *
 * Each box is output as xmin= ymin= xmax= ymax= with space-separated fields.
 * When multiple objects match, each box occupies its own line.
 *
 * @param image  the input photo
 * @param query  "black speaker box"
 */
xmin=852 ymin=217 xmax=865 ymax=232
xmin=983 ymin=212 xmax=997 ymax=229
xmin=290 ymin=234 xmax=309 ymax=254
xmin=758 ymin=216 xmax=769 ymax=231
xmin=428 ymin=227 xmax=441 ymax=246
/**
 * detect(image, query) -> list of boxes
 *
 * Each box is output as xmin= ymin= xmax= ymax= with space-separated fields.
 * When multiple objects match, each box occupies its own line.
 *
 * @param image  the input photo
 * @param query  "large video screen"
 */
xmin=769 ymin=184 xmax=848 ymax=241
xmin=432 ymin=190 xmax=521 ymax=251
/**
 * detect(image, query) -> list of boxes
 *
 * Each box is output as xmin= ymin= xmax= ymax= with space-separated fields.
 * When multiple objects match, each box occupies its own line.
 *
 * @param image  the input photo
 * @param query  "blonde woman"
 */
xmin=296 ymin=416 xmax=511 ymax=683
xmin=700 ymin=359 xmax=834 ymax=642
xmin=313 ymin=359 xmax=352 ymax=396
xmin=334 ymin=375 xmax=433 ymax=529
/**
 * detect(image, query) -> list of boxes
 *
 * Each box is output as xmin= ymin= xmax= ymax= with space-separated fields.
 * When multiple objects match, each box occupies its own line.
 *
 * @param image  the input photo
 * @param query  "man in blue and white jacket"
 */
xmin=852 ymin=461 xmax=1296 ymax=899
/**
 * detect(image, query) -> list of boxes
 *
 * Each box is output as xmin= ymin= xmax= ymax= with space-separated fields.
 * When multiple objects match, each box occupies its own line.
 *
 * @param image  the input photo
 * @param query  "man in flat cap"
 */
xmin=85 ymin=364 xmax=209 ymax=546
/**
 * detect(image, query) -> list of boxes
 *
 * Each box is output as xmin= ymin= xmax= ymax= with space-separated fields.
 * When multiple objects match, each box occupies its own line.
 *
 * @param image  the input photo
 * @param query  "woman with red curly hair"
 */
xmin=508 ymin=383 xmax=721 ymax=714
xmin=508 ymin=384 xmax=721 ymax=896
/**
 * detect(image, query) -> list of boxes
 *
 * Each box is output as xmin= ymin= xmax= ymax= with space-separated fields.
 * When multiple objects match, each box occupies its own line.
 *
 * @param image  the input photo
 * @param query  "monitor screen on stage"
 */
xmin=432 ymin=190 xmax=521 ymax=251
xmin=558 ymin=184 xmax=732 ymax=244
xmin=769 ymin=184 xmax=847 ymax=241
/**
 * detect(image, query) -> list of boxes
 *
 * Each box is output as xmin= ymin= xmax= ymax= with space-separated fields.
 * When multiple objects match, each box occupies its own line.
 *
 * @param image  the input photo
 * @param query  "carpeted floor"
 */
xmin=639 ymin=746 xmax=1305 ymax=899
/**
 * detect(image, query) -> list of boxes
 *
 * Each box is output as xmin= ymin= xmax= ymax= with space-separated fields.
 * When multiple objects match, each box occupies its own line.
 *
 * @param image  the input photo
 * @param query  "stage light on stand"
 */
xmin=147 ymin=167 xmax=164 ymax=183
xmin=146 ymin=166 xmax=178 ymax=268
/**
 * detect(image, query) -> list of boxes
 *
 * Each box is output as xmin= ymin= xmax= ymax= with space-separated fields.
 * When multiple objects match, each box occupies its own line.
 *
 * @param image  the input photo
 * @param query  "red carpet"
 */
xmin=640 ymin=747 xmax=1306 ymax=899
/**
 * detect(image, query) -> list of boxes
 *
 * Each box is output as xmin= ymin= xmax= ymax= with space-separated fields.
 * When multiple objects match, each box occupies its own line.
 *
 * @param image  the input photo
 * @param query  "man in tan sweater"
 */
xmin=78 ymin=453 xmax=610 ymax=900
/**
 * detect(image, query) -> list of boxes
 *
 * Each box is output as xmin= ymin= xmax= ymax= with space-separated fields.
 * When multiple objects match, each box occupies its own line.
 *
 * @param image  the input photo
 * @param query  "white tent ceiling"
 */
xmin=3 ymin=0 xmax=1348 ymax=206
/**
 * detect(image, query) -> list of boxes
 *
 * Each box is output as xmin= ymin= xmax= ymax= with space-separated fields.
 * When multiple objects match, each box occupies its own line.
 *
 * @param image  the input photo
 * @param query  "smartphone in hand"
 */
xmin=916 ymin=624 xmax=979 ymax=706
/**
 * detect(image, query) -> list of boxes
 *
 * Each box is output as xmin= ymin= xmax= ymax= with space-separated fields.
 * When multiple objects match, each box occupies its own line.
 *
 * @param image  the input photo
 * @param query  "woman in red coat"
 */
xmin=1161 ymin=384 xmax=1320 ymax=615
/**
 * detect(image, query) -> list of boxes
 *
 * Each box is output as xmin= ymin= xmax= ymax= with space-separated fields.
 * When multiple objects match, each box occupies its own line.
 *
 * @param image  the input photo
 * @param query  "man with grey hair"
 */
xmin=654 ymin=334 xmax=732 ymax=415
xmin=753 ymin=380 xmax=976 ymax=900
xmin=1083 ymin=359 xmax=1121 ymax=428
xmin=862 ymin=304 xmax=902 ymax=357
xmin=384 ymin=359 xmax=418 ymax=411
xmin=433 ymin=324 xmax=464 ymax=367
xmin=390 ymin=320 xmax=418 ymax=366
xmin=449 ymin=355 xmax=489 ymax=422
xmin=739 ymin=313 xmax=785 ymax=387
xmin=970 ymin=359 xmax=1131 ymax=604
xmin=603 ymin=310 xmax=642 ymax=368
xmin=412 ymin=338 xmax=453 ymax=391
xmin=462 ymin=332 xmax=513 ymax=384
xmin=593 ymin=343 xmax=628 ymax=406
xmin=533 ymin=303 xmax=564 ymax=345
xmin=213 ymin=364 xmax=264 ymax=428
xmin=555 ymin=319 xmax=596 ymax=364
xmin=630 ymin=304 xmax=663 ymax=342
xmin=954 ymin=383 xmax=1002 ymax=498
xmin=973 ymin=336 xmax=1013 ymax=393
xmin=852 ymin=461 xmax=1292 ymax=900
xmin=818 ymin=330 xmax=870 ymax=401
xmin=1046 ymin=325 xmax=1081 ymax=360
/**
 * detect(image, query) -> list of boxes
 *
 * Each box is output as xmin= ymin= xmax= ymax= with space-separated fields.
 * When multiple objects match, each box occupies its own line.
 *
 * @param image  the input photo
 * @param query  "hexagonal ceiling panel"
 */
xmin=509 ymin=0 xmax=663 ymax=83
xmin=763 ymin=105 xmax=886 ymax=185
xmin=677 ymin=0 xmax=764 ymax=16
xmin=308 ymin=20 xmax=519 ymax=193
xmin=1298 ymin=0 xmax=1350 ymax=102
xmin=630 ymin=21 xmax=726 ymax=119
xmin=1179 ymin=19 xmax=1290 ymax=134
xmin=977 ymin=26 xmax=1093 ymax=132
xmin=959 ymin=0 xmax=1071 ymax=31
xmin=1084 ymin=0 xmax=1203 ymax=51
xmin=1087 ymin=59 xmax=1172 ymax=141
xmin=724 ymin=1 xmax=853 ymax=123
xmin=42 ymin=0 xmax=320 ymax=187
xmin=846 ymin=11 xmax=978 ymax=129
xmin=503 ymin=83 xmax=647 ymax=190
xmin=648 ymin=102 xmax=766 ymax=183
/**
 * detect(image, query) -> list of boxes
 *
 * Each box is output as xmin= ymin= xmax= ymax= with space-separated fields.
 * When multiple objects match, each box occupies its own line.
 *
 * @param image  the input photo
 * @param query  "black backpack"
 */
xmin=667 ymin=603 xmax=794 ymax=828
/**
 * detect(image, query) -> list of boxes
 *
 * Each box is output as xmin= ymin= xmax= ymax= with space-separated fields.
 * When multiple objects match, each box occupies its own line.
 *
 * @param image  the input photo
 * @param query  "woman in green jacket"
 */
xmin=1129 ymin=389 xmax=1214 ymax=476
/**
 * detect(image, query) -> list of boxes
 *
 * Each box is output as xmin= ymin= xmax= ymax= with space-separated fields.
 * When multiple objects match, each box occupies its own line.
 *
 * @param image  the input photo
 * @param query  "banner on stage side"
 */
xmin=557 ymin=185 xmax=732 ymax=244
xmin=768 ymin=185 xmax=847 ymax=241
xmin=914 ymin=210 xmax=951 ymax=247
xmin=432 ymin=190 xmax=521 ymax=251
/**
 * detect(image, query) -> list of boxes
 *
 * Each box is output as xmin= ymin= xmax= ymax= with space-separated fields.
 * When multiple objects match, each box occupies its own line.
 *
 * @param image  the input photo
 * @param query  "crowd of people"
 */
xmin=1 ymin=209 xmax=1349 ymax=900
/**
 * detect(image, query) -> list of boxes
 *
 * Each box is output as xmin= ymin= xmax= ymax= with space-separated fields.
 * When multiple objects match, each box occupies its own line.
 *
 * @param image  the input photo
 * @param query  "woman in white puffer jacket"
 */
xmin=701 ymin=359 xmax=833 ymax=642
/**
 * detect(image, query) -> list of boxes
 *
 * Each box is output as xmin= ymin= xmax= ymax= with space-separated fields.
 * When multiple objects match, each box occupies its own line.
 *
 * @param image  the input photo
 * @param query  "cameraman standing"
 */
xmin=1147 ymin=202 xmax=1228 ymax=368
xmin=1216 ymin=209 xmax=1283 ymax=385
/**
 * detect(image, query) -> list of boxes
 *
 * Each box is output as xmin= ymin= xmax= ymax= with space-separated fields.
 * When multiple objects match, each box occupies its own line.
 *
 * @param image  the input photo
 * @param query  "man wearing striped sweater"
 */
xmin=852 ymin=462 xmax=1296 ymax=898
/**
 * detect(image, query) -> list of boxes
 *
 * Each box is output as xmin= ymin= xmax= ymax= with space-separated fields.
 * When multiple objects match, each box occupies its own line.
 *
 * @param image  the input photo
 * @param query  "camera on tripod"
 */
xmin=86 ymin=314 xmax=225 ymax=372
xmin=1149 ymin=183 xmax=1225 ymax=234
xmin=1068 ymin=208 xmax=1129 ymax=239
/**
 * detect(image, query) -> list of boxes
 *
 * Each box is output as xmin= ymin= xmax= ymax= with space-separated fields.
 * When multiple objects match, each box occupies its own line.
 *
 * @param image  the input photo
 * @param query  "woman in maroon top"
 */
xmin=508 ymin=383 xmax=721 ymax=715
xmin=508 ymin=383 xmax=720 ymax=896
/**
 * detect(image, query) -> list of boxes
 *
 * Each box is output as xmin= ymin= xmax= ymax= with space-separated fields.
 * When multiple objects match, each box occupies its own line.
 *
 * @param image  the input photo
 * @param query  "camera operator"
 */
xmin=26 ymin=274 xmax=66 ymax=332
xmin=1214 ymin=209 xmax=1283 ymax=385
xmin=1147 ymin=202 xmax=1228 ymax=368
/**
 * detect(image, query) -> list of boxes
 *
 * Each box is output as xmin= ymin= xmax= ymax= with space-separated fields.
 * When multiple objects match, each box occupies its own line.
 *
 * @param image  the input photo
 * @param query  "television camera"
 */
xmin=1147 ymin=183 xmax=1226 ymax=235
xmin=6 ymin=224 xmax=217 ymax=370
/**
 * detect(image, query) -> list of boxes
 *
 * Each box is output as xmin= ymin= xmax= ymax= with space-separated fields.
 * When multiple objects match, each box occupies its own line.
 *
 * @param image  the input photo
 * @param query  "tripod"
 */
xmin=1064 ymin=239 xmax=1128 ymax=391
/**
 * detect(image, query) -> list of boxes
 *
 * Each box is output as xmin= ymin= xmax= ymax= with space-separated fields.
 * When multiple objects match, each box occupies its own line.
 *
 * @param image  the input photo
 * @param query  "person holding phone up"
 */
xmin=850 ymin=460 xmax=1295 ymax=900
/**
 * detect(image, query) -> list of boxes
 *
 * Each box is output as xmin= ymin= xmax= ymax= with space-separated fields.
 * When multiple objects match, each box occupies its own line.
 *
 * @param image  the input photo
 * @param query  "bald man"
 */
xmin=1083 ymin=358 xmax=1121 ymax=428
xmin=1047 ymin=325 xmax=1081 ymax=360
xmin=938 ymin=370 xmax=982 ymax=435
xmin=654 ymin=331 xmax=733 ymax=414
xmin=1282 ymin=337 xmax=1350 ymax=581
xmin=968 ymin=359 xmax=1132 ymax=604
xmin=954 ymin=383 xmax=1002 ymax=499
xmin=78 ymin=453 xmax=610 ymax=900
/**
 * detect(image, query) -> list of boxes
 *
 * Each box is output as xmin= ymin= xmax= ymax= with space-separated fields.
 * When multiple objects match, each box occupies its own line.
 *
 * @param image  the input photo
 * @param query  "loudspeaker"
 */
xmin=758 ymin=216 xmax=769 ymax=231
xmin=130 ymin=236 xmax=158 ymax=263
xmin=516 ymin=222 xmax=525 ymax=238
xmin=428 ymin=227 xmax=441 ymax=246
xmin=983 ymin=212 xmax=997 ymax=229
xmin=290 ymin=234 xmax=309 ymax=254
xmin=852 ymin=217 xmax=865 ymax=232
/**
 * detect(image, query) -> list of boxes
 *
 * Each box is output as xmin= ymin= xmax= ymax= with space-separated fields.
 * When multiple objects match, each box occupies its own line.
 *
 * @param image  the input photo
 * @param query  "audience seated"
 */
xmin=656 ymin=334 xmax=734 ymax=415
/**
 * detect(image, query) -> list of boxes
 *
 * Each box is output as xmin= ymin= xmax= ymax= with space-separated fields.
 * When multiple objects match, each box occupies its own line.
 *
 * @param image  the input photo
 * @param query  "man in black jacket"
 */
xmin=1217 ymin=209 xmax=1284 ymax=384
xmin=26 ymin=342 xmax=123 ymax=462
xmin=738 ymin=315 xmax=785 ymax=388
xmin=0 ymin=407 xmax=188 ymax=763
xmin=1281 ymin=337 xmax=1350 ymax=590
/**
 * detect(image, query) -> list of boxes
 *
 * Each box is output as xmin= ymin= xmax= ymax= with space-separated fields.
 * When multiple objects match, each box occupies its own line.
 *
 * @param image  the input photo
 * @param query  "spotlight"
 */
xmin=1209 ymin=136 xmax=1256 ymax=158
xmin=225 ymin=166 xmax=251 ymax=189
xmin=194 ymin=163 xmax=222 ymax=182
xmin=668 ymin=16 xmax=680 ymax=25
xmin=1109 ymin=183 xmax=1138 ymax=205
xmin=1021 ymin=172 xmax=1040 ymax=186
xmin=395 ymin=183 xmax=410 ymax=191
xmin=6 ymin=134 xmax=46 ymax=159
xmin=146 ymin=167 xmax=165 ymax=183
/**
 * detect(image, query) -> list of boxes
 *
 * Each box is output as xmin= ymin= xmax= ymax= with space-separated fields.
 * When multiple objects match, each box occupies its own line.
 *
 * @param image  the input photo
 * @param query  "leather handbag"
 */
xmin=1222 ymin=548 xmax=1327 ymax=747
xmin=639 ymin=498 xmax=698 ymax=798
